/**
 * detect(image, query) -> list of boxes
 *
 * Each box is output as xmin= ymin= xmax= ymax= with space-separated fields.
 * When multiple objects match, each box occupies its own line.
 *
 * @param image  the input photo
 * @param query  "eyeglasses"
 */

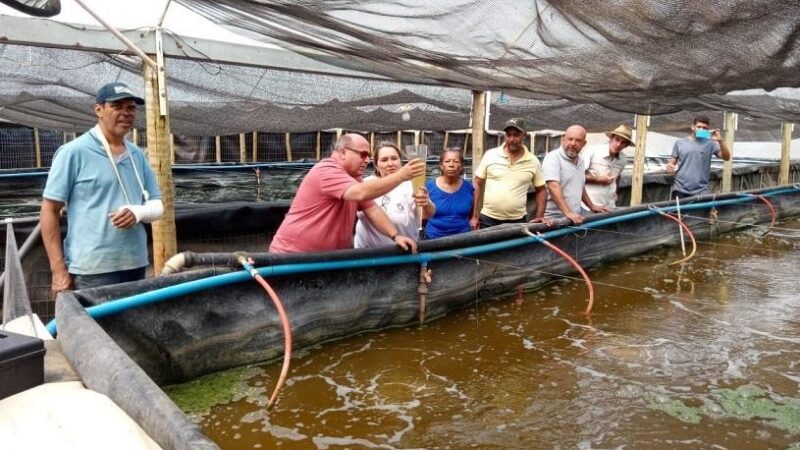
xmin=344 ymin=147 xmax=371 ymax=160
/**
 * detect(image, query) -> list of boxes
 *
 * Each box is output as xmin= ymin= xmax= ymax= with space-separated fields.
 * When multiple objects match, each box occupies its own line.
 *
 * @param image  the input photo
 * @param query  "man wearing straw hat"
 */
xmin=582 ymin=124 xmax=633 ymax=208
xmin=40 ymin=82 xmax=163 ymax=295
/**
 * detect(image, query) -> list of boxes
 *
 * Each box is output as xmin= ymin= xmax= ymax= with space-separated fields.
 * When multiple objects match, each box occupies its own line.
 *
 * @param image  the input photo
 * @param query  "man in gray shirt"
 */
xmin=666 ymin=115 xmax=731 ymax=199
xmin=542 ymin=125 xmax=608 ymax=225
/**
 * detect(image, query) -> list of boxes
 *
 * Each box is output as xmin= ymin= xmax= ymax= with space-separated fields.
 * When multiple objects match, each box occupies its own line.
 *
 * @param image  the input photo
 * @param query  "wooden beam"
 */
xmin=252 ymin=131 xmax=258 ymax=162
xmin=33 ymin=128 xmax=42 ymax=168
xmin=630 ymin=114 xmax=649 ymax=206
xmin=316 ymin=132 xmax=322 ymax=160
xmin=396 ymin=130 xmax=402 ymax=148
xmin=721 ymin=112 xmax=736 ymax=193
xmin=169 ymin=133 xmax=175 ymax=165
xmin=780 ymin=122 xmax=793 ymax=186
xmin=142 ymin=56 xmax=177 ymax=274
xmin=285 ymin=132 xmax=293 ymax=161
xmin=443 ymin=131 xmax=449 ymax=150
xmin=471 ymin=90 xmax=487 ymax=165
xmin=239 ymin=133 xmax=246 ymax=163
xmin=215 ymin=135 xmax=222 ymax=163
xmin=132 ymin=128 xmax=139 ymax=145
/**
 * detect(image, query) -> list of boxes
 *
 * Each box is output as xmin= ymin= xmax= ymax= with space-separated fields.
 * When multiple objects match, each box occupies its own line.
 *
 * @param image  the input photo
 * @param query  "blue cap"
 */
xmin=96 ymin=82 xmax=145 ymax=105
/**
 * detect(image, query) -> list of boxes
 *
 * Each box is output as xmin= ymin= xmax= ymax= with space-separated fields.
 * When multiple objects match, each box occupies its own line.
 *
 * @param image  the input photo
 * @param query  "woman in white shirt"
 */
xmin=354 ymin=142 xmax=435 ymax=248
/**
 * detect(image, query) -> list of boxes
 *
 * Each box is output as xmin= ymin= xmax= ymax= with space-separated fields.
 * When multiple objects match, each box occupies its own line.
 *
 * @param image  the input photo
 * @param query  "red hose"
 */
xmin=251 ymin=274 xmax=292 ymax=410
xmin=523 ymin=228 xmax=595 ymax=315
xmin=652 ymin=208 xmax=697 ymax=265
xmin=238 ymin=255 xmax=292 ymax=410
xmin=754 ymin=194 xmax=777 ymax=231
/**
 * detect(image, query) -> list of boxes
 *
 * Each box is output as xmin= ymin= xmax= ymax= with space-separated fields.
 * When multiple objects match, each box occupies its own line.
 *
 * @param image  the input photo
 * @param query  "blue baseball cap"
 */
xmin=96 ymin=82 xmax=145 ymax=105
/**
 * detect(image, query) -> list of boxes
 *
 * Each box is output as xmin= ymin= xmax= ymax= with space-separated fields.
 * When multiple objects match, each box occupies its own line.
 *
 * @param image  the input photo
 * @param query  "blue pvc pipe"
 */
xmin=45 ymin=185 xmax=800 ymax=336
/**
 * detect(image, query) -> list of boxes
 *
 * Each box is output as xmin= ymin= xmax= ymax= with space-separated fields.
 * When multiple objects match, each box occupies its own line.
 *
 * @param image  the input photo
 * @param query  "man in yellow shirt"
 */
xmin=471 ymin=118 xmax=548 ymax=229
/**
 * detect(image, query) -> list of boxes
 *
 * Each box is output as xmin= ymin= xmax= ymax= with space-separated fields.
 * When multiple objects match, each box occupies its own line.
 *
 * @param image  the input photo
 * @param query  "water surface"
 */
xmin=167 ymin=220 xmax=800 ymax=449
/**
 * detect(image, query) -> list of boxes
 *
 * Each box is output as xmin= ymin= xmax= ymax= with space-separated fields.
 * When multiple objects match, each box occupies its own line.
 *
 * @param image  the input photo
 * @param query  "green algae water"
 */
xmin=167 ymin=220 xmax=800 ymax=449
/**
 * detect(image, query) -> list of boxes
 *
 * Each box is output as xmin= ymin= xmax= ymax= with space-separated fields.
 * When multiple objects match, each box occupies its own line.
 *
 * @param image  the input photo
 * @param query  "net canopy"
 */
xmin=1 ymin=0 xmax=799 ymax=139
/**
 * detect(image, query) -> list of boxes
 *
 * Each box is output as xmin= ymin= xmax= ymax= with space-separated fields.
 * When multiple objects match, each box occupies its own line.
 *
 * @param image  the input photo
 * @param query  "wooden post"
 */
xmin=396 ymin=130 xmax=402 ymax=148
xmin=252 ymin=131 xmax=258 ymax=162
xmin=336 ymin=128 xmax=343 ymax=140
xmin=471 ymin=90 xmax=487 ymax=166
xmin=721 ymin=112 xmax=736 ymax=193
xmin=315 ymin=131 xmax=321 ymax=160
xmin=239 ymin=133 xmax=246 ymax=163
xmin=369 ymin=132 xmax=374 ymax=150
xmin=443 ymin=131 xmax=449 ymax=150
xmin=285 ymin=132 xmax=293 ymax=161
xmin=629 ymin=114 xmax=650 ymax=206
xmin=215 ymin=135 xmax=222 ymax=163
xmin=33 ymin=128 xmax=42 ymax=168
xmin=142 ymin=55 xmax=177 ymax=274
xmin=132 ymin=128 xmax=139 ymax=145
xmin=169 ymin=133 xmax=175 ymax=165
xmin=779 ymin=122 xmax=793 ymax=186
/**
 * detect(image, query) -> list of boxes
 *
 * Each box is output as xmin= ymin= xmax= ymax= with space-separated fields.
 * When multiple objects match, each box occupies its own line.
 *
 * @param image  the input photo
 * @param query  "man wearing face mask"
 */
xmin=666 ymin=116 xmax=731 ymax=199
xmin=542 ymin=125 xmax=608 ymax=225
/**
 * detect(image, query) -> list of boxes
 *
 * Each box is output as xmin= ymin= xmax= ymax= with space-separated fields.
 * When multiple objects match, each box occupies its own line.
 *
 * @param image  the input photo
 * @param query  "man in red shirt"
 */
xmin=269 ymin=134 xmax=424 ymax=253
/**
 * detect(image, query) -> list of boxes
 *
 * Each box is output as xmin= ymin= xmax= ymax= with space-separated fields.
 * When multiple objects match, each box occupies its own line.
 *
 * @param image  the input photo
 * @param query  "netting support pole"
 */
xmin=315 ymin=132 xmax=321 ymax=160
xmin=285 ymin=132 xmax=293 ymax=162
xmin=721 ymin=112 xmax=736 ymax=193
xmin=142 ymin=55 xmax=177 ymax=274
xmin=239 ymin=133 xmax=246 ymax=163
xmin=471 ymin=90 xmax=487 ymax=166
xmin=369 ymin=132 xmax=374 ymax=150
xmin=780 ymin=123 xmax=793 ymax=186
xmin=63 ymin=131 xmax=68 ymax=145
xmin=215 ymin=135 xmax=222 ymax=163
xmin=443 ymin=131 xmax=449 ymax=150
xmin=630 ymin=114 xmax=649 ymax=206
xmin=169 ymin=133 xmax=175 ymax=165
xmin=252 ymin=131 xmax=258 ymax=163
xmin=336 ymin=128 xmax=343 ymax=140
xmin=33 ymin=128 xmax=41 ymax=168
xmin=132 ymin=128 xmax=139 ymax=146
xmin=396 ymin=130 xmax=401 ymax=148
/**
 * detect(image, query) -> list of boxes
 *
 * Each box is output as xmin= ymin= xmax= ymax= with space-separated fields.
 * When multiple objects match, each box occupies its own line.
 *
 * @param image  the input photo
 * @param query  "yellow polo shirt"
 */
xmin=474 ymin=145 xmax=545 ymax=220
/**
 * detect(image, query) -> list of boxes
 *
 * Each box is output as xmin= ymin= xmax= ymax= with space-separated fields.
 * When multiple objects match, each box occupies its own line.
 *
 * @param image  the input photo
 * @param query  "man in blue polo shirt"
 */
xmin=666 ymin=115 xmax=731 ymax=199
xmin=40 ymin=82 xmax=163 ymax=295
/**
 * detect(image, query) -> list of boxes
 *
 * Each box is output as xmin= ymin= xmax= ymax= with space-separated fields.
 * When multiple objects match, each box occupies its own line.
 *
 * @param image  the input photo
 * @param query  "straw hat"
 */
xmin=605 ymin=124 xmax=633 ymax=144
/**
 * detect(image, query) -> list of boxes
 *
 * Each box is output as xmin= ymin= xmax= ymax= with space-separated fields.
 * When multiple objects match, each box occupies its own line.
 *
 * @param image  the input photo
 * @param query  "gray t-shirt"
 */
xmin=670 ymin=137 xmax=720 ymax=195
xmin=542 ymin=147 xmax=586 ymax=219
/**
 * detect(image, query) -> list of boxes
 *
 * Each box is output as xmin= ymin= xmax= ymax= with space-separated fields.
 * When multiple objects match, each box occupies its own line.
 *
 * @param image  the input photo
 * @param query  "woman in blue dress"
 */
xmin=425 ymin=148 xmax=474 ymax=239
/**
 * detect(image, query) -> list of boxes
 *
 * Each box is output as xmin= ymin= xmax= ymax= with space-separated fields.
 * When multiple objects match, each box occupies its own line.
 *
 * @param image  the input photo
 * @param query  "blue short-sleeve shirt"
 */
xmin=43 ymin=126 xmax=162 ymax=275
